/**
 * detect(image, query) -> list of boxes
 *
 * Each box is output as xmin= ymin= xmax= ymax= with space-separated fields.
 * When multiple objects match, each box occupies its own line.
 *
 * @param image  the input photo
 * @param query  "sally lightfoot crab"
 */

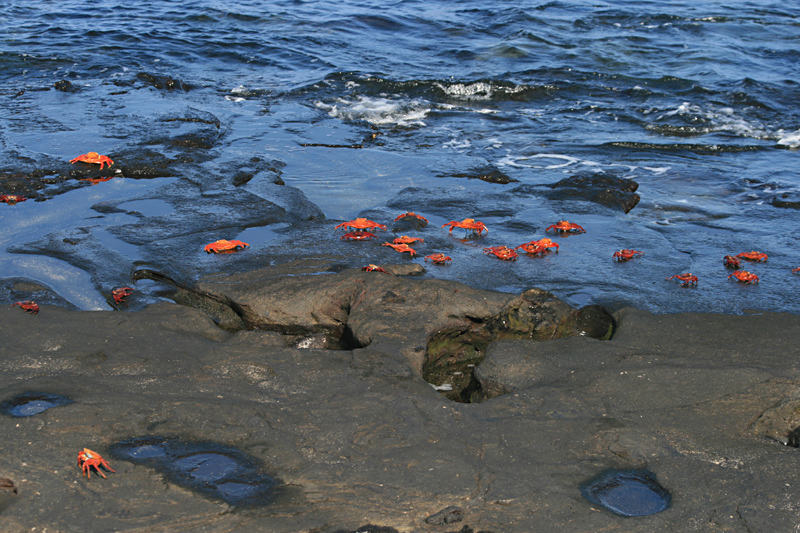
xmin=613 ymin=249 xmax=644 ymax=262
xmin=334 ymin=218 xmax=387 ymax=232
xmin=442 ymin=218 xmax=488 ymax=236
xmin=383 ymin=242 xmax=417 ymax=257
xmin=666 ymin=273 xmax=698 ymax=286
xmin=424 ymin=253 xmax=452 ymax=264
xmin=77 ymin=448 xmax=115 ymax=479
xmin=12 ymin=301 xmax=39 ymax=314
xmin=394 ymin=212 xmax=428 ymax=224
xmin=70 ymin=152 xmax=114 ymax=170
xmin=362 ymin=264 xmax=389 ymax=273
xmin=736 ymin=251 xmax=768 ymax=262
xmin=484 ymin=246 xmax=518 ymax=261
xmin=516 ymin=238 xmax=559 ymax=256
xmin=728 ymin=270 xmax=759 ymax=284
xmin=341 ymin=231 xmax=378 ymax=241
xmin=204 ymin=240 xmax=249 ymax=254
xmin=545 ymin=220 xmax=585 ymax=234
xmin=112 ymin=287 xmax=134 ymax=305
xmin=0 ymin=195 xmax=26 ymax=205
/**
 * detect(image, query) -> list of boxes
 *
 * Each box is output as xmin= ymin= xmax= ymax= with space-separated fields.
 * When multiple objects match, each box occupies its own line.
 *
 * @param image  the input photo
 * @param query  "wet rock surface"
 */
xmin=1 ymin=265 xmax=800 ymax=531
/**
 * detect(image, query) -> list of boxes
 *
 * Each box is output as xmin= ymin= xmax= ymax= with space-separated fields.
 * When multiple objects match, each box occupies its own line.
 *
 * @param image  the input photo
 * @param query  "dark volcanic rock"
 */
xmin=2 ymin=276 xmax=800 ymax=531
xmin=544 ymin=172 xmax=641 ymax=213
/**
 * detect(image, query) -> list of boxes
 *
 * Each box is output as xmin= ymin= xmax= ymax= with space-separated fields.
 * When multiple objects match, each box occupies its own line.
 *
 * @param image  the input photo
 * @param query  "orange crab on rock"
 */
xmin=424 ymin=253 xmax=452 ymax=264
xmin=793 ymin=267 xmax=800 ymax=274
xmin=0 ymin=195 xmax=26 ymax=205
xmin=334 ymin=218 xmax=387 ymax=232
xmin=341 ymin=231 xmax=378 ymax=241
xmin=442 ymin=218 xmax=488 ymax=235
xmin=382 ymin=242 xmax=417 ymax=257
xmin=666 ymin=273 xmax=698 ymax=286
xmin=393 ymin=236 xmax=424 ymax=245
xmin=12 ymin=301 xmax=39 ymax=314
xmin=204 ymin=239 xmax=249 ymax=254
xmin=362 ymin=264 xmax=389 ymax=273
xmin=484 ymin=246 xmax=519 ymax=261
xmin=723 ymin=255 xmax=741 ymax=269
xmin=394 ymin=212 xmax=428 ymax=224
xmin=77 ymin=448 xmax=115 ymax=479
xmin=736 ymin=251 xmax=768 ymax=262
xmin=112 ymin=287 xmax=134 ymax=305
xmin=728 ymin=270 xmax=759 ymax=284
xmin=70 ymin=152 xmax=114 ymax=170
xmin=613 ymin=249 xmax=644 ymax=262
xmin=516 ymin=238 xmax=559 ymax=256
xmin=545 ymin=220 xmax=585 ymax=234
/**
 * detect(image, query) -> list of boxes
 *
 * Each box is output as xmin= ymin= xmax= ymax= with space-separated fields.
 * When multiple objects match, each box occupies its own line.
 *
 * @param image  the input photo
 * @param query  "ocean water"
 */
xmin=1 ymin=0 xmax=799 ymax=314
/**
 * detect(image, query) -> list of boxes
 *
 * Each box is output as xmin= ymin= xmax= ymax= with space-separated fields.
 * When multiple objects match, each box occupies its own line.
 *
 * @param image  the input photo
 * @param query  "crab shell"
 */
xmin=362 ymin=264 xmax=389 ymax=273
xmin=382 ymin=242 xmax=417 ymax=256
xmin=736 ymin=251 xmax=768 ymax=262
xmin=516 ymin=238 xmax=559 ymax=255
xmin=112 ymin=287 xmax=134 ymax=304
xmin=613 ymin=249 xmax=644 ymax=261
xmin=545 ymin=220 xmax=585 ymax=233
xmin=0 ymin=195 xmax=26 ymax=205
xmin=483 ymin=246 xmax=519 ymax=261
xmin=728 ymin=270 xmax=759 ymax=284
xmin=204 ymin=239 xmax=249 ymax=254
xmin=442 ymin=218 xmax=489 ymax=235
xmin=340 ymin=231 xmax=378 ymax=241
xmin=69 ymin=152 xmax=114 ymax=170
xmin=666 ymin=273 xmax=698 ymax=285
xmin=393 ymin=236 xmax=424 ymax=245
xmin=77 ymin=448 xmax=115 ymax=479
xmin=12 ymin=301 xmax=39 ymax=314
xmin=424 ymin=253 xmax=452 ymax=264
xmin=334 ymin=218 xmax=387 ymax=231
xmin=394 ymin=212 xmax=429 ymax=223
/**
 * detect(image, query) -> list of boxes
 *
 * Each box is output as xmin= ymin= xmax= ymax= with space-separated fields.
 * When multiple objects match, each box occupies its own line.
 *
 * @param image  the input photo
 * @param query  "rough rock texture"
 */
xmin=1 ymin=263 xmax=800 ymax=532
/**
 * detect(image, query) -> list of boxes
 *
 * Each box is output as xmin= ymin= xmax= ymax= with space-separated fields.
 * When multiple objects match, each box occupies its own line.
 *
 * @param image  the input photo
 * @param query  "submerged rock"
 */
xmin=0 ymin=391 xmax=73 ymax=418
xmin=543 ymin=172 xmax=641 ymax=213
xmin=581 ymin=469 xmax=671 ymax=517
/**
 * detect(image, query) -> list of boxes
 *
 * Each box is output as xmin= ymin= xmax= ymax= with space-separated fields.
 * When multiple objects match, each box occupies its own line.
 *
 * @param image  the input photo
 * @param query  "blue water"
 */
xmin=1 ymin=1 xmax=799 ymax=314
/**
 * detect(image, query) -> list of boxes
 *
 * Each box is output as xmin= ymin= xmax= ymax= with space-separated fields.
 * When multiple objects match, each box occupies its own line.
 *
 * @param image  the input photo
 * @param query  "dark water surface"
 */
xmin=1 ymin=0 xmax=799 ymax=314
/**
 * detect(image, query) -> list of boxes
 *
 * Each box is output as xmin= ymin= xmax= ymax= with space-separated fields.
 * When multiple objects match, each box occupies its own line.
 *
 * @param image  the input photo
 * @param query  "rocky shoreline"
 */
xmin=2 ymin=258 xmax=800 ymax=532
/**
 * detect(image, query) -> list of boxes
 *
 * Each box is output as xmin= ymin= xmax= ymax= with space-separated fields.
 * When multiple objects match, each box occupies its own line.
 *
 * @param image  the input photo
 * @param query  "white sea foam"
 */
xmin=317 ymin=96 xmax=430 ymax=126
xmin=777 ymin=129 xmax=800 ymax=148
xmin=653 ymin=101 xmax=773 ymax=140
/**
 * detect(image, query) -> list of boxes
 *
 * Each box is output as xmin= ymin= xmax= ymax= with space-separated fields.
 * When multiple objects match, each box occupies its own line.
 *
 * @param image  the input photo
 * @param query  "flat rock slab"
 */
xmin=1 ymin=268 xmax=800 ymax=531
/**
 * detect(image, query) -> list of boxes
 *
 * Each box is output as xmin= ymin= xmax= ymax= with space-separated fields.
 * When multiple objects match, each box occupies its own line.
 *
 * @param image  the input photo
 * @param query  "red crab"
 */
xmin=736 ymin=251 xmax=768 ymax=262
xmin=793 ymin=267 xmax=800 ymax=274
xmin=424 ymin=253 xmax=452 ymax=264
xmin=77 ymin=448 xmax=115 ymax=479
xmin=442 ymin=218 xmax=488 ymax=235
xmin=394 ymin=212 xmax=428 ymax=223
xmin=666 ymin=273 xmax=698 ymax=286
xmin=484 ymin=246 xmax=519 ymax=261
xmin=12 ymin=301 xmax=39 ymax=314
xmin=383 ymin=242 xmax=417 ymax=257
xmin=112 ymin=287 xmax=134 ymax=305
xmin=393 ymin=236 xmax=424 ymax=245
xmin=723 ymin=255 xmax=741 ymax=269
xmin=728 ymin=270 xmax=759 ymax=284
xmin=0 ymin=195 xmax=26 ymax=205
xmin=70 ymin=152 xmax=114 ymax=170
xmin=341 ymin=231 xmax=378 ymax=241
xmin=204 ymin=239 xmax=249 ymax=254
xmin=515 ymin=238 xmax=559 ymax=256
xmin=613 ymin=249 xmax=644 ymax=262
xmin=362 ymin=264 xmax=389 ymax=273
xmin=334 ymin=218 xmax=387 ymax=232
xmin=545 ymin=220 xmax=585 ymax=234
